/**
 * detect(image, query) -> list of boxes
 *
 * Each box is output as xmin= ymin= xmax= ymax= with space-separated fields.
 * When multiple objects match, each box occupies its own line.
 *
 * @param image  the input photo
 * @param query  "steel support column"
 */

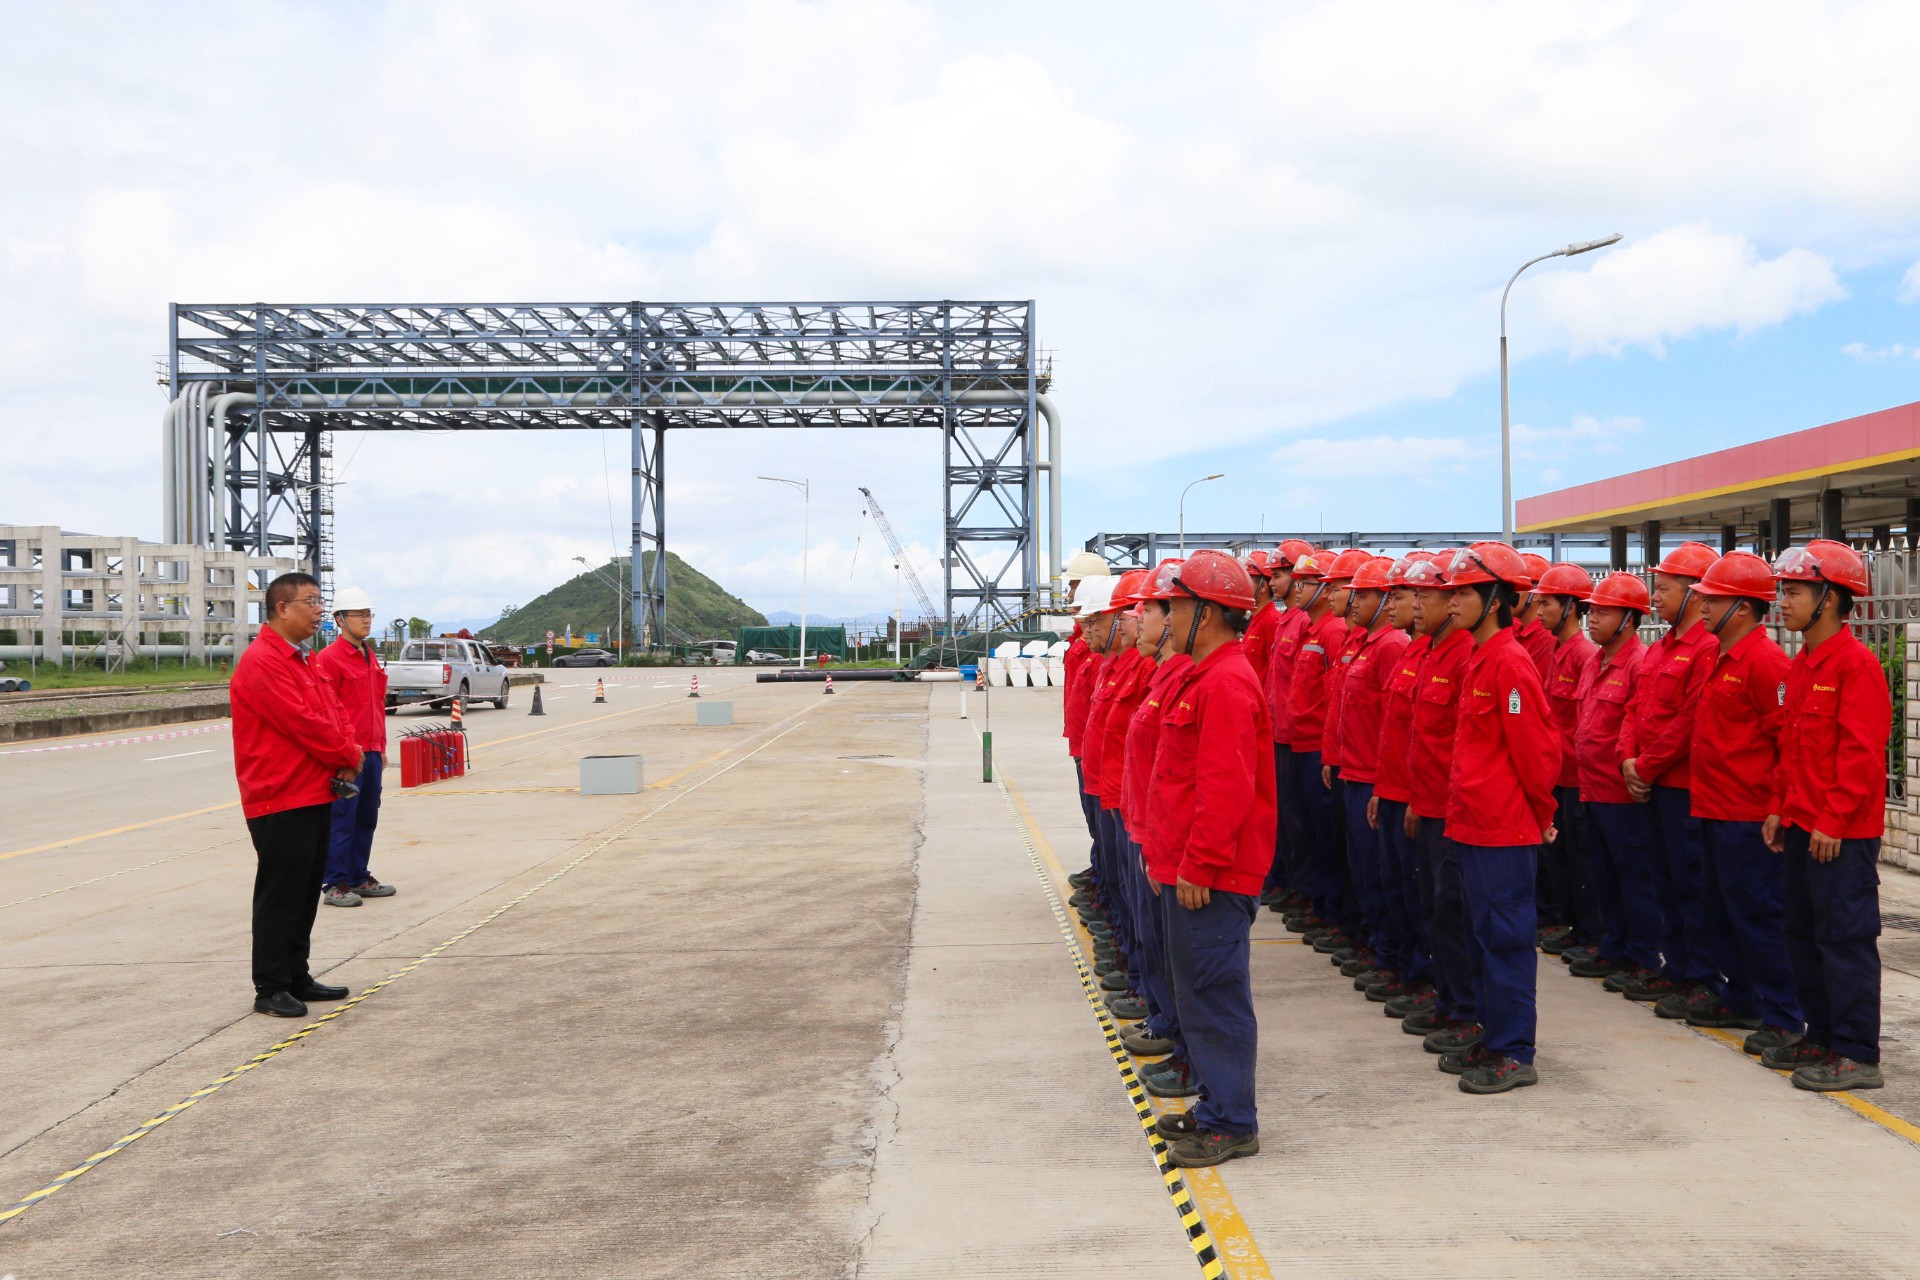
xmin=631 ymin=416 xmax=665 ymax=648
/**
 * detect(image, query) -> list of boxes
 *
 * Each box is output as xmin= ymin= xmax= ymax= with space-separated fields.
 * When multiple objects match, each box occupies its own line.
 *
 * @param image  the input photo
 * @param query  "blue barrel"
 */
xmin=958 ymin=664 xmax=978 ymax=683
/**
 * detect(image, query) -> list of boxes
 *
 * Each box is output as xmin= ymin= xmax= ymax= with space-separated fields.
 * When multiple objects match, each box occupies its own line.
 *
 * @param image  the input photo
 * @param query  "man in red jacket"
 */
xmin=1241 ymin=551 xmax=1279 ymax=678
xmin=1371 ymin=552 xmax=1439 ymax=1017
xmin=1066 ymin=576 xmax=1118 ymax=924
xmin=1264 ymin=540 xmax=1316 ymax=914
xmin=1763 ymin=540 xmax=1892 ymax=1092
xmin=1513 ymin=552 xmax=1559 ymax=679
xmin=1534 ymin=564 xmax=1596 ymax=953
xmin=1619 ymin=541 xmax=1720 ymax=1005
xmin=1086 ymin=570 xmax=1156 ymax=1022
xmin=1678 ymin=552 xmax=1802 ymax=1051
xmin=1146 ymin=550 xmax=1274 ymax=1167
xmin=1438 ymin=542 xmax=1560 ymax=1094
xmin=1061 ymin=557 xmax=1109 ymax=900
xmin=315 ymin=587 xmax=396 ymax=907
xmin=1286 ymin=550 xmax=1354 ymax=948
xmin=230 ymin=573 xmax=365 ymax=1017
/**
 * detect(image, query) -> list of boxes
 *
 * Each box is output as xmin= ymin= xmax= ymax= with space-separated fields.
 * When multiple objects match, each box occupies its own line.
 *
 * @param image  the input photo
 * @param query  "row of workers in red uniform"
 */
xmin=1061 ymin=536 xmax=1891 ymax=1166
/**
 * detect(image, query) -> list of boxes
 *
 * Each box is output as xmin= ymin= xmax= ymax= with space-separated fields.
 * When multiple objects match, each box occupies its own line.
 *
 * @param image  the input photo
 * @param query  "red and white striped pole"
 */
xmin=689 ymin=674 xmax=701 ymax=698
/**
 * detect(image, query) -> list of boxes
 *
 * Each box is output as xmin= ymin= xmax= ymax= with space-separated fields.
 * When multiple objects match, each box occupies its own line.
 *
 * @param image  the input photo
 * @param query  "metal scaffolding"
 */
xmin=165 ymin=301 xmax=1046 ymax=641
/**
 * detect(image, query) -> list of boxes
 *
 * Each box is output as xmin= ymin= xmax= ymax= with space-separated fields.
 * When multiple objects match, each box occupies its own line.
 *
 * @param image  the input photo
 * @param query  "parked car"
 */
xmin=747 ymin=649 xmax=788 ymax=665
xmin=553 ymin=646 xmax=616 ymax=668
xmin=385 ymin=638 xmax=513 ymax=711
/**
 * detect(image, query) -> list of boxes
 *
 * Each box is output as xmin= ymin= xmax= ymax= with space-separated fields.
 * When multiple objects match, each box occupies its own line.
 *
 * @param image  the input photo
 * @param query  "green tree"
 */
xmin=408 ymin=617 xmax=433 ymax=638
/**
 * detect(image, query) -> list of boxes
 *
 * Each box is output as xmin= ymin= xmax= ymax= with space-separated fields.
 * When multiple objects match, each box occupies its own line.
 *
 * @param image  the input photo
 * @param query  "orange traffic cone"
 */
xmin=450 ymin=695 xmax=464 ymax=729
xmin=594 ymin=678 xmax=607 ymax=704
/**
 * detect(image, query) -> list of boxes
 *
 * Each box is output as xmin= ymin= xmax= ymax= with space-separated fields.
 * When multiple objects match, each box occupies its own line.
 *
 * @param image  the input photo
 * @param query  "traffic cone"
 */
xmin=689 ymin=675 xmax=701 ymax=698
xmin=529 ymin=685 xmax=546 ymax=716
xmin=594 ymin=678 xmax=607 ymax=704
xmin=451 ymin=696 xmax=464 ymax=730
xmin=823 ymin=673 xmax=835 ymax=696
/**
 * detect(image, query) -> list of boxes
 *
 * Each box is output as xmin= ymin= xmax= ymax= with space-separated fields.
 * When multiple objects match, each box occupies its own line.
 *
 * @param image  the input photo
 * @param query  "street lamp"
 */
xmin=759 ymin=475 xmax=810 ymax=663
xmin=1179 ymin=473 xmax=1226 ymax=553
xmin=573 ymin=556 xmax=625 ymax=657
xmin=1500 ymin=233 xmax=1623 ymax=540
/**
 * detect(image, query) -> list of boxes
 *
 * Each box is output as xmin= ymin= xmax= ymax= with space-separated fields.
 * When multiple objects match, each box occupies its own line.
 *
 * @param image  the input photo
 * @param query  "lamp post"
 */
xmin=892 ymin=560 xmax=903 ymax=665
xmin=1500 ymin=233 xmax=1623 ymax=541
xmin=1179 ymin=473 xmax=1226 ymax=553
xmin=573 ymin=556 xmax=625 ymax=658
xmin=759 ymin=476 xmax=810 ymax=663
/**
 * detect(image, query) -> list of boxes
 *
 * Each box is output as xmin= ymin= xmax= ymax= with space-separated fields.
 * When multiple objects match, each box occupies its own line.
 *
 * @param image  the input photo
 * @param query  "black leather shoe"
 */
xmin=254 ymin=991 xmax=308 ymax=1018
xmin=293 ymin=981 xmax=349 ymax=1002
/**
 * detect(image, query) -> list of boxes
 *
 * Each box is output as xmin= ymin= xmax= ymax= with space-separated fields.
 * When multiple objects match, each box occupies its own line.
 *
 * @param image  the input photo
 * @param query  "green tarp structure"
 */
xmin=906 ymin=629 xmax=1062 ymax=670
xmin=734 ymin=625 xmax=848 ymax=661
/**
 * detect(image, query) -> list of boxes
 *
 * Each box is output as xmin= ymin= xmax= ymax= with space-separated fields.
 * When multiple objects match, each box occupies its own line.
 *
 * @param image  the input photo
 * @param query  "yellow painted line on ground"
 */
xmin=1682 ymin=1020 xmax=1920 ymax=1148
xmin=0 ymin=802 xmax=239 ymax=865
xmin=1252 ymin=938 xmax=1303 ymax=945
xmin=0 ymin=709 xmax=818 ymax=1229
xmin=997 ymin=765 xmax=1273 ymax=1280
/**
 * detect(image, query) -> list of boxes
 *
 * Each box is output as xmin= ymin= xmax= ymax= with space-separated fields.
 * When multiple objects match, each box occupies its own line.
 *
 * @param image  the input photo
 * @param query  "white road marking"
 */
xmin=143 ymin=749 xmax=213 ymax=762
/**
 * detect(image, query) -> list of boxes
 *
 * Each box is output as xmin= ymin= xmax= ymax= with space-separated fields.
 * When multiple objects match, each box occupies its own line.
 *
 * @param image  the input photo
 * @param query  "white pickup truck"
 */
xmin=384 ymin=638 xmax=513 ymax=713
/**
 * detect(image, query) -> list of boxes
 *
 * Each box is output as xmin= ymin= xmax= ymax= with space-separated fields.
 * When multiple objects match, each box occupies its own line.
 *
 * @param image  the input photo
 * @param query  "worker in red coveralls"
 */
xmin=1681 ymin=552 xmax=1803 ymax=1053
xmin=1144 ymin=549 xmax=1275 ymax=1168
xmin=1618 ymin=541 xmax=1720 ymax=1006
xmin=315 ymin=586 xmax=396 ymax=908
xmin=1068 ymin=577 xmax=1126 ymax=995
xmin=1369 ymin=552 xmax=1442 ymax=1022
xmin=1398 ymin=553 xmax=1478 ymax=1048
xmin=1063 ymin=555 xmax=1112 ymax=902
xmin=1084 ymin=569 xmax=1158 ymax=1026
xmin=1331 ymin=555 xmax=1411 ymax=999
xmin=1437 ymin=542 xmax=1560 ymax=1094
xmin=1117 ymin=561 xmax=1193 ymax=1080
xmin=1241 ymin=550 xmax=1280 ymax=679
xmin=1513 ymin=552 xmax=1560 ymax=679
xmin=1763 ymin=540 xmax=1892 ymax=1093
xmin=1262 ymin=539 xmax=1317 ymax=913
xmin=1284 ymin=550 xmax=1353 ymax=949
xmin=229 ymin=572 xmax=364 ymax=1018
xmin=1564 ymin=574 xmax=1664 ymax=992
xmin=1301 ymin=550 xmax=1364 ymax=956
xmin=1533 ymin=564 xmax=1596 ymax=954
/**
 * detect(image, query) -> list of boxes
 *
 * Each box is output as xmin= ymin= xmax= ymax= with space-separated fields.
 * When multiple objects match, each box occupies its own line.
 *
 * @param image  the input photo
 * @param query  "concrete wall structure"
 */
xmin=0 ymin=523 xmax=301 ymax=662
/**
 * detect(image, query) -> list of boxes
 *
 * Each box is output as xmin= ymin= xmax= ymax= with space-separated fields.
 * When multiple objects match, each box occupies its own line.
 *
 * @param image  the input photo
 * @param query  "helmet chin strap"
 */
xmin=1463 ymin=583 xmax=1492 ymax=635
xmin=1303 ymin=581 xmax=1328 ymax=612
xmin=1707 ymin=596 xmax=1742 ymax=637
xmin=1363 ymin=593 xmax=1386 ymax=629
xmin=1603 ymin=609 xmax=1633 ymax=646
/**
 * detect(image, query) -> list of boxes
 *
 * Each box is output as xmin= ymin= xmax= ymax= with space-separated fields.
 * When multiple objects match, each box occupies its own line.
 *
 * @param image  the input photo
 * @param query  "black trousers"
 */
xmin=246 ymin=803 xmax=331 ymax=996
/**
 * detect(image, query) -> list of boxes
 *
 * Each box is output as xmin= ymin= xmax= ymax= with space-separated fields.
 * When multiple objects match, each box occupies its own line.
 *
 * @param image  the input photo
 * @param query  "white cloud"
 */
xmin=1901 ymin=261 xmax=1920 ymax=303
xmin=1841 ymin=341 xmax=1915 ymax=360
xmin=1526 ymin=225 xmax=1843 ymax=356
xmin=1512 ymin=414 xmax=1644 ymax=458
xmin=1271 ymin=435 xmax=1483 ymax=480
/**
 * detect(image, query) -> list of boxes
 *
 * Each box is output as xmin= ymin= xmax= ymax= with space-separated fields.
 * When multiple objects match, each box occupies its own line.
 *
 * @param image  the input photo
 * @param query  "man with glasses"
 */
xmin=229 ymin=572 xmax=364 ymax=1017
xmin=315 ymin=586 xmax=396 ymax=908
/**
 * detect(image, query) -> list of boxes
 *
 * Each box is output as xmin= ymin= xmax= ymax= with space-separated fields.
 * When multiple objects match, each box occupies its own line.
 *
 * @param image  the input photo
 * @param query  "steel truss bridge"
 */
xmin=161 ymin=301 xmax=1060 ymax=643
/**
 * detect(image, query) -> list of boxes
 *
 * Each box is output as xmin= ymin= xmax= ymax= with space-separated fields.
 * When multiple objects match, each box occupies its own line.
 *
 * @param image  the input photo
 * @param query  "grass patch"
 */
xmin=0 ymin=660 xmax=233 ymax=691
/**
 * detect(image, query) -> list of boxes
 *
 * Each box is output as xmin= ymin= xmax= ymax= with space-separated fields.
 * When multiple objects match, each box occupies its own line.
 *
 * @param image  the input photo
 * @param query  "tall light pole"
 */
xmin=573 ymin=556 xmax=625 ymax=656
xmin=759 ymin=475 xmax=810 ymax=662
xmin=892 ymin=560 xmax=903 ymax=665
xmin=1500 ymin=233 xmax=1623 ymax=541
xmin=1179 ymin=473 xmax=1226 ymax=553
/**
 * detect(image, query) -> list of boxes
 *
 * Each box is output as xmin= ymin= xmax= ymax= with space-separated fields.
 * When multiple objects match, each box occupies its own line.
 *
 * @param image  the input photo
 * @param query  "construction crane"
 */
xmin=858 ymin=487 xmax=940 ymax=627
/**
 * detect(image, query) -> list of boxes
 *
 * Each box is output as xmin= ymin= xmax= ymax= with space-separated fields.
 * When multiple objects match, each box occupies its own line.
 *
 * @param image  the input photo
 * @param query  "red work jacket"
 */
xmin=1146 ymin=642 xmax=1276 ymax=894
xmin=1066 ymin=648 xmax=1107 ymax=760
xmin=1095 ymin=650 xmax=1154 ymax=806
xmin=1575 ymin=638 xmax=1644 ymax=805
xmin=1243 ymin=603 xmax=1278 ymax=681
xmin=1515 ymin=618 xmax=1557 ymax=681
xmin=1373 ymin=632 xmax=1429 ymax=805
xmin=229 ymin=627 xmax=363 ymax=820
xmin=1774 ymin=629 xmax=1891 ymax=839
xmin=1124 ymin=655 xmax=1193 ymax=845
xmin=1079 ymin=649 xmax=1128 ymax=801
xmin=1620 ymin=624 xmax=1717 ymax=790
xmin=1406 ymin=628 xmax=1474 ymax=820
xmin=1287 ymin=611 xmax=1350 ymax=754
xmin=1265 ymin=607 xmax=1310 ymax=746
xmin=1690 ymin=627 xmax=1791 ymax=822
xmin=1336 ymin=625 xmax=1410 ymax=785
xmin=1322 ymin=626 xmax=1363 ymax=769
xmin=314 ymin=636 xmax=389 ymax=754
xmin=1061 ymin=634 xmax=1089 ymax=745
xmin=1444 ymin=629 xmax=1561 ymax=848
xmin=1545 ymin=630 xmax=1596 ymax=790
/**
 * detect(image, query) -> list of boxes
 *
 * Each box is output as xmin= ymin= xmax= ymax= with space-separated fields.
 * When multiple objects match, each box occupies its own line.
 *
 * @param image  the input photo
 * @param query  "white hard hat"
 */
xmin=1072 ymin=576 xmax=1117 ymax=617
xmin=1063 ymin=551 xmax=1111 ymax=580
xmin=332 ymin=586 xmax=374 ymax=612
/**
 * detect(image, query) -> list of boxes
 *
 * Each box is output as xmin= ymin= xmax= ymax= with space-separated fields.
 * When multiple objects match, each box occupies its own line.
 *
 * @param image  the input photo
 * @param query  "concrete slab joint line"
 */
xmin=987 ymin=763 xmax=1272 ymax=1280
xmin=0 ymin=712 xmax=817 ymax=1229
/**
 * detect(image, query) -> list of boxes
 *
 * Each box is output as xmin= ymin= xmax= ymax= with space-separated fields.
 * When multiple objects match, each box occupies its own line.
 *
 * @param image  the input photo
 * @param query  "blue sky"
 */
xmin=5 ymin=1 xmax=1920 ymax=625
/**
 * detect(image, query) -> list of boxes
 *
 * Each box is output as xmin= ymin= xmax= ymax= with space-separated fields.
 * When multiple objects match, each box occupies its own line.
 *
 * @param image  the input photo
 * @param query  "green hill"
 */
xmin=479 ymin=552 xmax=766 ymax=648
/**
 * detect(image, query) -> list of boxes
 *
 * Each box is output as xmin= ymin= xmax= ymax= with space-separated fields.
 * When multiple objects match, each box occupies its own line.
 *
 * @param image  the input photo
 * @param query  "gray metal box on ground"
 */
xmin=580 ymin=754 xmax=644 ymax=794
xmin=696 ymin=701 xmax=734 ymax=726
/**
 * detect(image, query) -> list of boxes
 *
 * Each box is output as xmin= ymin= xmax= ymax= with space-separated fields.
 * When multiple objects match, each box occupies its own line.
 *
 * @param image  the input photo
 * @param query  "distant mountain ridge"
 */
xmin=479 ymin=553 xmax=766 ymax=647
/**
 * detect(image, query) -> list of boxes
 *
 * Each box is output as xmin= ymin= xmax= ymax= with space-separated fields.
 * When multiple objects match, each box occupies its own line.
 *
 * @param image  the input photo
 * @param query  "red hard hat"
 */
xmin=1290 ymin=548 xmax=1334 ymax=581
xmin=1774 ymin=539 xmax=1870 ymax=596
xmin=1110 ymin=567 xmax=1155 ymax=610
xmin=1653 ymin=541 xmax=1718 ymax=580
xmin=1272 ymin=538 xmax=1314 ymax=570
xmin=1442 ymin=541 xmax=1532 ymax=589
xmin=1349 ymin=555 xmax=1396 ymax=592
xmin=1692 ymin=550 xmax=1777 ymax=602
xmin=1534 ymin=562 xmax=1594 ymax=600
xmin=1143 ymin=558 xmax=1186 ymax=601
xmin=1588 ymin=571 xmax=1652 ymax=612
xmin=1239 ymin=549 xmax=1274 ymax=580
xmin=1172 ymin=548 xmax=1257 ymax=610
xmin=1402 ymin=552 xmax=1450 ymax=589
xmin=1386 ymin=551 xmax=1427 ymax=588
xmin=1320 ymin=548 xmax=1372 ymax=583
xmin=1520 ymin=552 xmax=1552 ymax=586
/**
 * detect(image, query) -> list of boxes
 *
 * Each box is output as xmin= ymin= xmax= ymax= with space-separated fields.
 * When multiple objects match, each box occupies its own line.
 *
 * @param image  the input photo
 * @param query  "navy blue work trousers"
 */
xmin=1073 ymin=759 xmax=1101 ymax=877
xmin=1163 ymin=887 xmax=1260 ymax=1136
xmin=1698 ymin=818 xmax=1803 ymax=1030
xmin=1782 ymin=827 xmax=1882 ymax=1064
xmin=1555 ymin=788 xmax=1603 ymax=947
xmin=1292 ymin=751 xmax=1347 ymax=928
xmin=323 ymin=750 xmax=383 ymax=890
xmin=1267 ymin=743 xmax=1298 ymax=893
xmin=1452 ymin=843 xmax=1541 ymax=1065
xmin=1424 ymin=821 xmax=1480 ymax=1023
xmin=1377 ymin=798 xmax=1427 ymax=985
xmin=1585 ymin=800 xmax=1663 ymax=971
xmin=1646 ymin=785 xmax=1714 ymax=984
xmin=1535 ymin=785 xmax=1575 ymax=930
xmin=1343 ymin=781 xmax=1395 ymax=971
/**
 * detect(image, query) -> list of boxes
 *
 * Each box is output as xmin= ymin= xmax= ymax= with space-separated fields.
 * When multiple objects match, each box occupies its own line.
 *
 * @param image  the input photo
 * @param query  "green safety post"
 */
xmin=981 ymin=729 xmax=993 ymax=783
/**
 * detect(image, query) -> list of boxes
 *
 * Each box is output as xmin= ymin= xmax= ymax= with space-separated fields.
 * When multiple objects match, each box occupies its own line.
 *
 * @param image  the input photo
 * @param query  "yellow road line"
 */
xmin=0 ymin=802 xmax=239 ymax=865
xmin=0 ymin=711 xmax=817 ymax=1229
xmin=1683 ymin=1021 xmax=1920 ymax=1148
xmin=997 ymin=766 xmax=1273 ymax=1280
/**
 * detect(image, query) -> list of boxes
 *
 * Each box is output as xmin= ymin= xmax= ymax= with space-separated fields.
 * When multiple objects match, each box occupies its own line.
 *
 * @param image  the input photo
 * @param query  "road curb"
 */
xmin=0 ymin=700 xmax=232 ymax=744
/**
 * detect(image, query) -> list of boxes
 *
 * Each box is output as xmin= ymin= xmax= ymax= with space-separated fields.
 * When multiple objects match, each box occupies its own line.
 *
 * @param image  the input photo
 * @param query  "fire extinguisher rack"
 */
xmin=398 ymin=722 xmax=468 ymax=788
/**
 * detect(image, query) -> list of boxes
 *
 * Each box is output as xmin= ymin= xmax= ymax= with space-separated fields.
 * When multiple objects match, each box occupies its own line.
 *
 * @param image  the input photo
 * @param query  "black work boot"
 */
xmin=1742 ymin=1026 xmax=1802 ymax=1056
xmin=1621 ymin=972 xmax=1691 ymax=1003
xmin=1423 ymin=1020 xmax=1483 ymax=1055
xmin=1167 ymin=1129 xmax=1259 ymax=1168
xmin=1568 ymin=953 xmax=1626 ymax=979
xmin=1684 ymin=1001 xmax=1763 ymax=1030
xmin=1458 ymin=1055 xmax=1539 ymax=1095
xmin=1653 ymin=985 xmax=1714 ymax=1020
xmin=1604 ymin=965 xmax=1656 ymax=993
xmin=1107 ymin=994 xmax=1148 ymax=1021
xmin=1792 ymin=1056 xmax=1885 ymax=1092
xmin=1438 ymin=1044 xmax=1494 ymax=1076
xmin=1402 ymin=1006 xmax=1449 ymax=1036
xmin=1143 ymin=1060 xmax=1200 ymax=1098
xmin=1761 ymin=1040 xmax=1831 ymax=1070
xmin=1122 ymin=1025 xmax=1176 ymax=1056
xmin=1385 ymin=985 xmax=1436 ymax=1018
